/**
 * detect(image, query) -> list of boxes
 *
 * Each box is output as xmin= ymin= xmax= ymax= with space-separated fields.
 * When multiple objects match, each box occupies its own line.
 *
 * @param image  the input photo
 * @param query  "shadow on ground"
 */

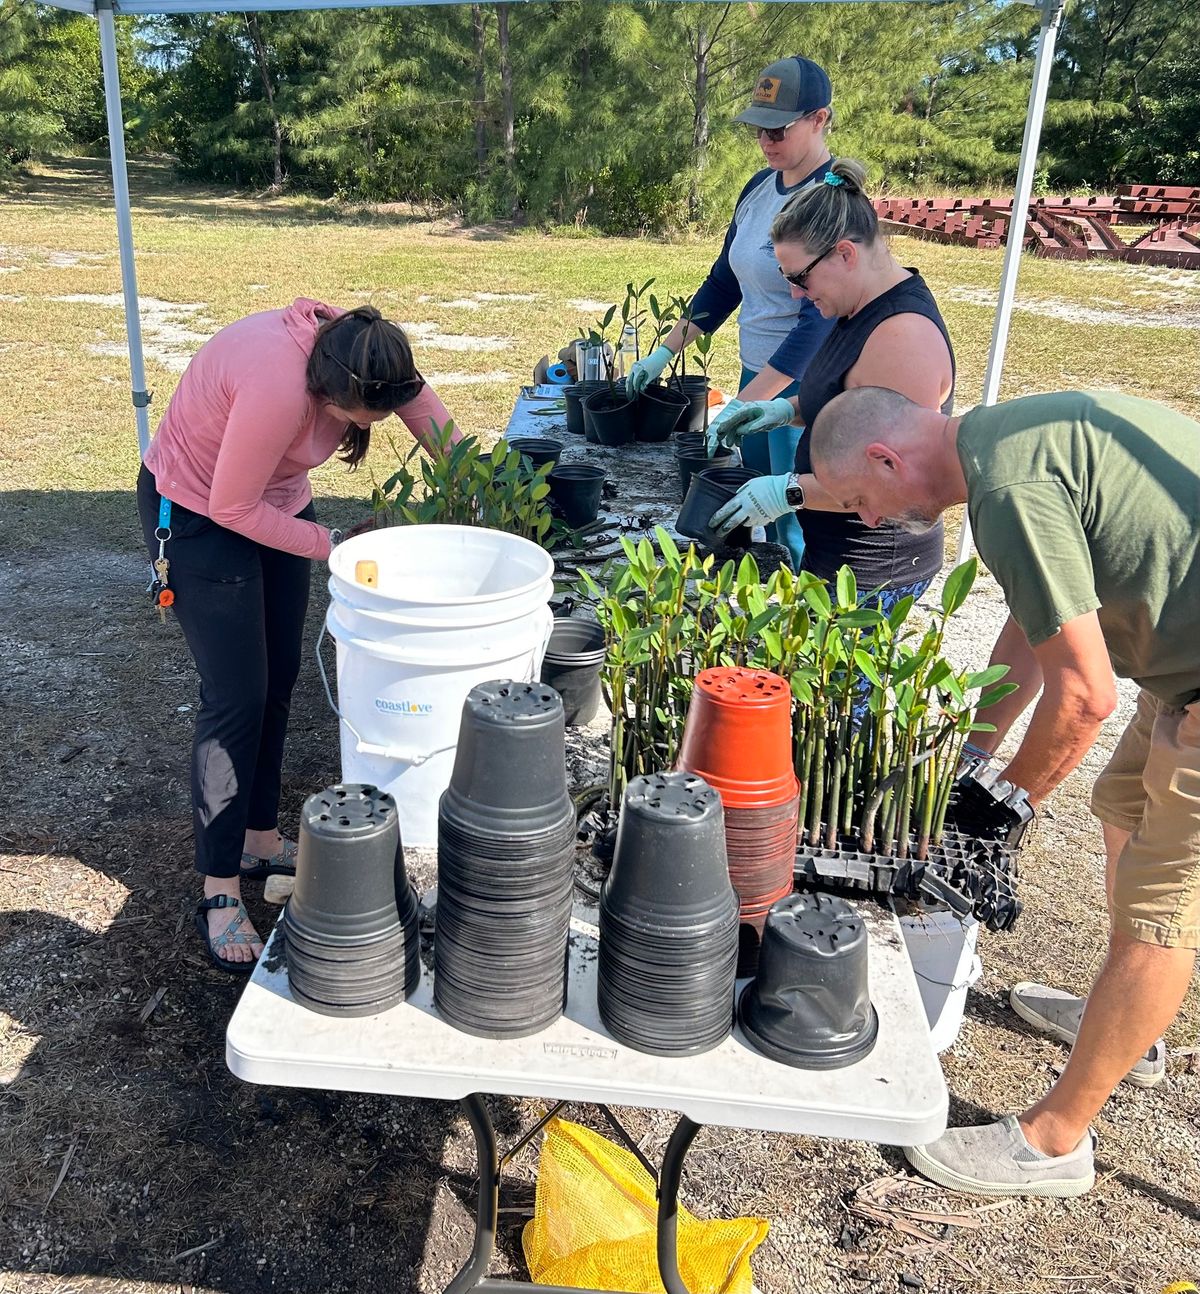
xmin=0 ymin=489 xmax=523 ymax=1293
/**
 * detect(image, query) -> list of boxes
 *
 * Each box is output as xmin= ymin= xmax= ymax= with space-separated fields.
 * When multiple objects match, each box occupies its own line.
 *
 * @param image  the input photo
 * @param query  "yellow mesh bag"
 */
xmin=522 ymin=1117 xmax=769 ymax=1293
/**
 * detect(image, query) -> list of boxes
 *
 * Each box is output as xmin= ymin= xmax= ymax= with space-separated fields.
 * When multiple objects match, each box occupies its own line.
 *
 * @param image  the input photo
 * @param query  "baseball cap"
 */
xmin=734 ymin=56 xmax=832 ymax=129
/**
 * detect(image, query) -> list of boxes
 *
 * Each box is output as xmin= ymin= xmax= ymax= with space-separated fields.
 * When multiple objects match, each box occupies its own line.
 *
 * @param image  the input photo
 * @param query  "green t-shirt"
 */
xmin=957 ymin=390 xmax=1200 ymax=708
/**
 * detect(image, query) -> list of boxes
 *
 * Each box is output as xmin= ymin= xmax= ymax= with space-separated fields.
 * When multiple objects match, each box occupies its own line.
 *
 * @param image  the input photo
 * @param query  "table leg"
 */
xmin=656 ymin=1115 xmax=701 ymax=1294
xmin=445 ymin=1094 xmax=500 ymax=1294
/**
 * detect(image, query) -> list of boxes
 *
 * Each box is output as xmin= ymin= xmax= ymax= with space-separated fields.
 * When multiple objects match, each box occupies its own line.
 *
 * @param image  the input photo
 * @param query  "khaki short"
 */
xmin=1090 ymin=690 xmax=1200 ymax=949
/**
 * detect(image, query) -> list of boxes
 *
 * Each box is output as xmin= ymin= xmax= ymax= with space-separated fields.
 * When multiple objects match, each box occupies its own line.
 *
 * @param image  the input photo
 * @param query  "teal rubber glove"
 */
xmin=702 ymin=398 xmax=744 ymax=456
xmin=625 ymin=344 xmax=674 ymax=398
xmin=705 ymin=396 xmax=795 ymax=456
xmin=709 ymin=473 xmax=792 ymax=536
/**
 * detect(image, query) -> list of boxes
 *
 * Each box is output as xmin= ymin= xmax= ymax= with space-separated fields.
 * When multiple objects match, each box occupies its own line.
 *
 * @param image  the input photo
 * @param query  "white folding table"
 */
xmin=227 ymin=903 xmax=946 ymax=1294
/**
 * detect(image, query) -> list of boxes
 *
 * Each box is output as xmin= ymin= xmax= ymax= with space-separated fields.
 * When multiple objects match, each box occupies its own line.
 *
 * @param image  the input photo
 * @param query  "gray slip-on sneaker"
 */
xmin=904 ymin=1115 xmax=1096 ymax=1198
xmin=1009 ymin=981 xmax=1166 ymax=1089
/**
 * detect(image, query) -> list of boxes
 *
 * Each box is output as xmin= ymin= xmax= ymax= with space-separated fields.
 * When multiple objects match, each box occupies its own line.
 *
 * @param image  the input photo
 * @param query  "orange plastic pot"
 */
xmin=676 ymin=667 xmax=799 ymax=810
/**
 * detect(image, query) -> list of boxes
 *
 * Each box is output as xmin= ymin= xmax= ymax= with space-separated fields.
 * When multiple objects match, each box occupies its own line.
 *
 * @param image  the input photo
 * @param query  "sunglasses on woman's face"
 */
xmin=746 ymin=111 xmax=819 ymax=144
xmin=778 ymin=245 xmax=835 ymax=290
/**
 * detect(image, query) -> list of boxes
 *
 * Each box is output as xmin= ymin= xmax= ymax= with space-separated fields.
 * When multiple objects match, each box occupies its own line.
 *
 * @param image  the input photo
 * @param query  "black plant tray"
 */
xmin=793 ymin=828 xmax=1021 ymax=933
xmin=943 ymin=769 xmax=1035 ymax=849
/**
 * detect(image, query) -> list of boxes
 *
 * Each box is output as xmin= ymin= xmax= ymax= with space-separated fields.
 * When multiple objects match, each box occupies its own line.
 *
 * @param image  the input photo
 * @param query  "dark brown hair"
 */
xmin=306 ymin=305 xmax=424 ymax=468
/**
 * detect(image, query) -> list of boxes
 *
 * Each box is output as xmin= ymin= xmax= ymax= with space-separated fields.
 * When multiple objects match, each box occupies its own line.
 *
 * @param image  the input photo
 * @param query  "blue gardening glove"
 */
xmin=625 ymin=344 xmax=674 ymax=398
xmin=704 ymin=396 xmax=795 ymax=457
xmin=709 ymin=473 xmax=793 ymax=536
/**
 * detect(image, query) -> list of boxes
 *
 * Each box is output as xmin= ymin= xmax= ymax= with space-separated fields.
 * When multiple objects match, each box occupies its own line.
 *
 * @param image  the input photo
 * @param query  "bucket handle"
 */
xmin=315 ymin=623 xmax=459 ymax=767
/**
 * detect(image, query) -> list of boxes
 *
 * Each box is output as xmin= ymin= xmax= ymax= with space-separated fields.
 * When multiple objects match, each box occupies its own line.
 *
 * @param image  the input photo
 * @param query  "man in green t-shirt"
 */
xmin=808 ymin=386 xmax=1200 ymax=1199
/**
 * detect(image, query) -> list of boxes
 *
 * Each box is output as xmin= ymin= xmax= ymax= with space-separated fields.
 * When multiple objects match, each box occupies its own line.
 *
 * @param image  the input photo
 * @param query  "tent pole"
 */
xmin=955 ymin=0 xmax=1064 ymax=563
xmin=97 ymin=0 xmax=152 ymax=458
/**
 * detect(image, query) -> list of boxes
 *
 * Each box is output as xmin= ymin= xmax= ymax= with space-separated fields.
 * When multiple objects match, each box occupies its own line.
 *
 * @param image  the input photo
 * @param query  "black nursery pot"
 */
xmin=667 ymin=375 xmax=711 ymax=436
xmin=674 ymin=434 xmax=734 ymax=501
xmin=676 ymin=465 xmax=761 ymax=550
xmin=442 ymin=679 xmax=571 ymax=826
xmin=548 ymin=463 xmax=606 ymax=528
xmin=636 ymin=384 xmax=689 ymax=443
xmin=603 ymin=771 xmax=736 ymax=925
xmin=287 ymin=784 xmax=410 ymax=942
xmin=507 ymin=436 xmax=564 ymax=471
xmin=539 ymin=617 xmax=606 ymax=727
xmin=737 ymin=892 xmax=879 ymax=1070
xmin=583 ymin=387 xmax=637 ymax=446
xmin=565 ymin=382 xmax=605 ymax=437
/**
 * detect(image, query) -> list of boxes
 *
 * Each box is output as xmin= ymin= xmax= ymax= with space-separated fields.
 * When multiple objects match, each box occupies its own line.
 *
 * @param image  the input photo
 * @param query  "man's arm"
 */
xmin=1001 ymin=611 xmax=1118 ymax=804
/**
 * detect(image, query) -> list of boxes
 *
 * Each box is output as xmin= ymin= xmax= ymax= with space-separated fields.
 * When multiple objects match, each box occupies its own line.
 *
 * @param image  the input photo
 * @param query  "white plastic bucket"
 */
xmin=900 ymin=906 xmax=982 ymax=1053
xmin=320 ymin=525 xmax=556 ymax=847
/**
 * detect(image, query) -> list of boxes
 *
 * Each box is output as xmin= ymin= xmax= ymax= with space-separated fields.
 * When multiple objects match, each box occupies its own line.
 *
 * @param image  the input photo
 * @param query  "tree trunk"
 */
xmin=688 ymin=24 xmax=709 ymax=222
xmin=496 ymin=2 xmax=518 ymax=216
xmin=471 ymin=3 xmax=487 ymax=179
xmin=244 ymin=14 xmax=283 ymax=191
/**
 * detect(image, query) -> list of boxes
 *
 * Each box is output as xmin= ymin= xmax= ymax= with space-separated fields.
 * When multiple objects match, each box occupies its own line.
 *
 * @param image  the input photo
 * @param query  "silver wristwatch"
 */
xmin=328 ymin=528 xmax=344 ymax=548
xmin=784 ymin=472 xmax=806 ymax=511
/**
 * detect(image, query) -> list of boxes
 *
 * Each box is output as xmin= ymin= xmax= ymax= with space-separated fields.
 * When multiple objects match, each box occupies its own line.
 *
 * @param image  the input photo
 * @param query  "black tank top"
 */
xmin=793 ymin=271 xmax=955 ymax=588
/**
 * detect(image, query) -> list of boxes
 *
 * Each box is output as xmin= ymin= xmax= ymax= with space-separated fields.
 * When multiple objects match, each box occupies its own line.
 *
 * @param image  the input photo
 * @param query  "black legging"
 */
xmin=137 ymin=464 xmax=314 ymax=879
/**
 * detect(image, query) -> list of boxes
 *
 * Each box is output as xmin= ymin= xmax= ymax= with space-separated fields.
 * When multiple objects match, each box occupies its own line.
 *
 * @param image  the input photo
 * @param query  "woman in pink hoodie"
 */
xmin=137 ymin=299 xmax=459 ymax=973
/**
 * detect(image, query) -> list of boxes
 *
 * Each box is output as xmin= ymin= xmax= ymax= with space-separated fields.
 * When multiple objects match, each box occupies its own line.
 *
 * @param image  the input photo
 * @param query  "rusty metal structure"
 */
xmin=876 ymin=185 xmax=1200 ymax=269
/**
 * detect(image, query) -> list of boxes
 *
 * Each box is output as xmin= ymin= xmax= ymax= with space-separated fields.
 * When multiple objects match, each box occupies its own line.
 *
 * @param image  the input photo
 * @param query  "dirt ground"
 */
xmin=2 ymin=163 xmax=1199 ymax=1294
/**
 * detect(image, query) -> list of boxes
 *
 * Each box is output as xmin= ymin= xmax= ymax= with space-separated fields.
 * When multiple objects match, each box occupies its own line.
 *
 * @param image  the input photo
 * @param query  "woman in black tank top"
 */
xmin=707 ymin=158 xmax=956 ymax=601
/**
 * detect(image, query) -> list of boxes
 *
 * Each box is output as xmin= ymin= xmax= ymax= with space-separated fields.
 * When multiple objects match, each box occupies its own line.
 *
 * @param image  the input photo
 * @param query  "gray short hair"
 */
xmin=810 ymin=387 xmax=924 ymax=475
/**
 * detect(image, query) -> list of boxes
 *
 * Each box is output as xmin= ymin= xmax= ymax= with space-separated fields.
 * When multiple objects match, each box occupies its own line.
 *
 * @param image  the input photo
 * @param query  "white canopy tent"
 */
xmin=37 ymin=0 xmax=1066 ymax=560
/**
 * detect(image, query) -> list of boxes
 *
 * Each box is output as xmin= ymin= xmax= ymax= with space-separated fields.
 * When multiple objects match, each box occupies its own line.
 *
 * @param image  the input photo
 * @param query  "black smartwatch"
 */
xmin=784 ymin=472 xmax=806 ymax=511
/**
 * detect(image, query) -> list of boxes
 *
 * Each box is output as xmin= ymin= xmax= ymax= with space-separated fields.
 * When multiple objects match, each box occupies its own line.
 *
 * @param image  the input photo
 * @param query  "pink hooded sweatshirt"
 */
xmin=143 ymin=298 xmax=454 ymax=560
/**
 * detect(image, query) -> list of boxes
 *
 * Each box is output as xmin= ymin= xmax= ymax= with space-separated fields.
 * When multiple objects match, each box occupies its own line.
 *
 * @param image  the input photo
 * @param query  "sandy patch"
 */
xmin=949 ymin=285 xmax=1200 ymax=331
xmin=0 ymin=294 xmax=25 ymax=302
xmin=48 ymin=250 xmax=109 ymax=268
xmin=440 ymin=299 xmax=481 ymax=310
xmin=54 ymin=293 xmax=215 ymax=372
xmin=401 ymin=321 xmax=510 ymax=352
xmin=474 ymin=291 xmax=537 ymax=302
xmin=568 ymin=298 xmax=613 ymax=312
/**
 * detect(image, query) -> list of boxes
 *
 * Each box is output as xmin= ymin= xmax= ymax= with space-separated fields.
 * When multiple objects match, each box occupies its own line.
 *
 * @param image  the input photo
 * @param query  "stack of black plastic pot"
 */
xmin=434 ymin=680 xmax=577 ymax=1038
xmin=283 ymin=784 xmax=421 ymax=1017
xmin=598 ymin=771 xmax=739 ymax=1056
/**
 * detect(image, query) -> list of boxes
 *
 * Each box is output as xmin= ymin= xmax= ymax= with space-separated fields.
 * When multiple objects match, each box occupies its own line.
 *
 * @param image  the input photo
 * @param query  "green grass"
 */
xmin=2 ymin=154 xmax=1198 ymax=519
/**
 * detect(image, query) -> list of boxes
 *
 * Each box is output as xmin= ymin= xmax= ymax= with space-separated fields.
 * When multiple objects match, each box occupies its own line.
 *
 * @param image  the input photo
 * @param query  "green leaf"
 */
xmin=853 ymin=649 xmax=883 ymax=687
xmin=966 ymin=663 xmax=1011 ymax=689
xmin=977 ymin=682 xmax=1020 ymax=709
xmin=940 ymin=558 xmax=978 ymax=617
xmin=835 ymin=566 xmax=857 ymax=610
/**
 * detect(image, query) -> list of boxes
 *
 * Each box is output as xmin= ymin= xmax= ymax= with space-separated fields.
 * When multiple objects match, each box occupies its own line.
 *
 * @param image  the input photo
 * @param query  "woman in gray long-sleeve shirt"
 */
xmin=626 ymin=55 xmax=839 ymax=566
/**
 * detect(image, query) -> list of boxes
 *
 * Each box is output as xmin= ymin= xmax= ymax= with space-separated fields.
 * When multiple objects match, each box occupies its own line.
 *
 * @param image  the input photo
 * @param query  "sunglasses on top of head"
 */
xmin=329 ymin=351 xmax=425 ymax=405
xmin=777 ymin=244 xmax=836 ymax=290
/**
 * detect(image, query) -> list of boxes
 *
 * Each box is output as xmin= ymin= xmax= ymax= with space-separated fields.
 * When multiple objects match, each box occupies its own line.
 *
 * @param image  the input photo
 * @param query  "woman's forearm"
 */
xmin=737 ymin=366 xmax=798 ymax=402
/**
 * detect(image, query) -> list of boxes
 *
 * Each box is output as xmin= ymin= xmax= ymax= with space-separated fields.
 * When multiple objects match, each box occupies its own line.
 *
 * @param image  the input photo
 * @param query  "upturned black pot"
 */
xmin=583 ymin=387 xmax=637 ymax=446
xmin=738 ymin=892 xmax=878 ymax=1070
xmin=636 ymin=384 xmax=688 ymax=442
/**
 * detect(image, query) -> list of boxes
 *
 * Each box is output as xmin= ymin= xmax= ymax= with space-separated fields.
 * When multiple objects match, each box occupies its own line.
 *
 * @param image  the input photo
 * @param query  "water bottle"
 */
xmin=616 ymin=324 xmax=638 ymax=380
